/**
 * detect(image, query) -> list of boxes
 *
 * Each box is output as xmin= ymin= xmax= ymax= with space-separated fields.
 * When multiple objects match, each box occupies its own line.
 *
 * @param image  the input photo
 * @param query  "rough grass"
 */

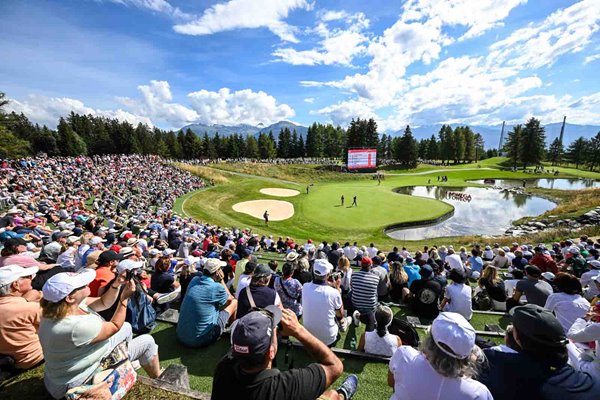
xmin=174 ymin=163 xmax=230 ymax=184
xmin=209 ymin=162 xmax=362 ymax=183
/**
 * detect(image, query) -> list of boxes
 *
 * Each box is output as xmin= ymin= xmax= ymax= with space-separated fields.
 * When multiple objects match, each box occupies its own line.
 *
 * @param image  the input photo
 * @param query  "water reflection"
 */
xmin=387 ymin=186 xmax=556 ymax=240
xmin=470 ymin=178 xmax=600 ymax=190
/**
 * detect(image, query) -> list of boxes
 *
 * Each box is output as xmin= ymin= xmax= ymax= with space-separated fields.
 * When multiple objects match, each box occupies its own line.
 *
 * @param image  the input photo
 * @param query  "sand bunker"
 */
xmin=259 ymin=188 xmax=300 ymax=197
xmin=232 ymin=200 xmax=295 ymax=221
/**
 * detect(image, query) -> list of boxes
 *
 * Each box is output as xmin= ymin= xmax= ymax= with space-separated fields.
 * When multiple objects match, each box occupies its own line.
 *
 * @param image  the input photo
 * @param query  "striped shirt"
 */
xmin=351 ymin=270 xmax=379 ymax=312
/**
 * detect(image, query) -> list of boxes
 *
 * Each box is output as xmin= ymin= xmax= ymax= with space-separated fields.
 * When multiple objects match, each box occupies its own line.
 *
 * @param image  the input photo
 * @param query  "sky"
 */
xmin=1 ymin=0 xmax=599 ymax=132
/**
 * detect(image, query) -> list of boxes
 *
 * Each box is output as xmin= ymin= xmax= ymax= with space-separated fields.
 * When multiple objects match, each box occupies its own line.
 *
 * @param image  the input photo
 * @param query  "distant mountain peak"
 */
xmin=180 ymin=120 xmax=308 ymax=139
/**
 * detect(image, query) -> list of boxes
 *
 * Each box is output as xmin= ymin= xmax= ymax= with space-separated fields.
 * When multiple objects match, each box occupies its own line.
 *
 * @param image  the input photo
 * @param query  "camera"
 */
xmin=330 ymin=271 xmax=344 ymax=281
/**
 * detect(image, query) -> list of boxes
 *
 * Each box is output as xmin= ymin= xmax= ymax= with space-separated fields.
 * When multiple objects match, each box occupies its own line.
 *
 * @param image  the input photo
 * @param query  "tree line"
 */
xmin=504 ymin=117 xmax=600 ymax=171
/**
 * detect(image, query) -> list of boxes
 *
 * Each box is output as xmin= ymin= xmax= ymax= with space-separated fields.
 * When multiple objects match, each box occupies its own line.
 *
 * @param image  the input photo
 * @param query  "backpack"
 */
xmin=389 ymin=318 xmax=421 ymax=348
xmin=473 ymin=289 xmax=493 ymax=311
xmin=126 ymin=288 xmax=157 ymax=334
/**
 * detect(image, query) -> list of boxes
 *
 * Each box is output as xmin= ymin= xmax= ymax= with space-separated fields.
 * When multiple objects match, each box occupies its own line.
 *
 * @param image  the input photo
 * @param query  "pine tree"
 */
xmin=398 ymin=125 xmax=418 ymax=168
xmin=547 ymin=137 xmax=564 ymax=166
xmin=246 ymin=135 xmax=259 ymax=159
xmin=474 ymin=133 xmax=484 ymax=162
xmin=463 ymin=127 xmax=475 ymax=163
xmin=566 ymin=136 xmax=587 ymax=169
xmin=520 ymin=117 xmax=546 ymax=169
xmin=504 ymin=124 xmax=523 ymax=169
xmin=585 ymin=132 xmax=600 ymax=171
xmin=426 ymin=135 xmax=439 ymax=160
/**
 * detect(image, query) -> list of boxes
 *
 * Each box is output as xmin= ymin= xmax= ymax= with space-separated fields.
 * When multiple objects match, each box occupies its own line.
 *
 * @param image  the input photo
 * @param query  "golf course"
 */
xmin=175 ymin=157 xmax=600 ymax=248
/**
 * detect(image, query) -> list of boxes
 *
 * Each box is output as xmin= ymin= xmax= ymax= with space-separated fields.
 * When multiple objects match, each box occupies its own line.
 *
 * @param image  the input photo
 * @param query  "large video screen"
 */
xmin=347 ymin=149 xmax=377 ymax=169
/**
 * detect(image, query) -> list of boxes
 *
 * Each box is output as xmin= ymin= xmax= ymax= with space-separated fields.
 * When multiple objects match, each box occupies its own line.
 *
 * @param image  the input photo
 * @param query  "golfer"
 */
xmin=263 ymin=210 xmax=269 ymax=226
xmin=341 ymin=195 xmax=345 ymax=206
xmin=352 ymin=196 xmax=357 ymax=207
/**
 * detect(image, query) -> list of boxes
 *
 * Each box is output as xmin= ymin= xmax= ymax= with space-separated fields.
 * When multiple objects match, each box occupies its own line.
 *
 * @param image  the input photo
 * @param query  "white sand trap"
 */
xmin=260 ymin=188 xmax=300 ymax=197
xmin=232 ymin=200 xmax=294 ymax=221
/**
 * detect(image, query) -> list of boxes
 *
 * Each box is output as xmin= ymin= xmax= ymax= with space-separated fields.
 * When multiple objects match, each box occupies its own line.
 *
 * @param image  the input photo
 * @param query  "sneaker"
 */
xmin=352 ymin=310 xmax=360 ymax=327
xmin=337 ymin=374 xmax=359 ymax=400
xmin=157 ymin=286 xmax=181 ymax=304
xmin=339 ymin=316 xmax=352 ymax=332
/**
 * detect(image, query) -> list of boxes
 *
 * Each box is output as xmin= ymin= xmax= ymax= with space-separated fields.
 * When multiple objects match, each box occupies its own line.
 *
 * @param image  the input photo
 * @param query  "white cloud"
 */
xmin=584 ymin=54 xmax=600 ymax=64
xmin=187 ymin=87 xmax=295 ymax=126
xmin=304 ymin=97 xmax=315 ymax=103
xmin=173 ymin=0 xmax=310 ymax=43
xmin=489 ymin=0 xmax=600 ymax=69
xmin=312 ymin=100 xmax=376 ymax=127
xmin=117 ymin=80 xmax=199 ymax=127
xmin=104 ymin=0 xmax=192 ymax=20
xmin=273 ymin=11 xmax=370 ymax=66
xmin=401 ymin=0 xmax=527 ymax=40
xmin=7 ymin=95 xmax=153 ymax=128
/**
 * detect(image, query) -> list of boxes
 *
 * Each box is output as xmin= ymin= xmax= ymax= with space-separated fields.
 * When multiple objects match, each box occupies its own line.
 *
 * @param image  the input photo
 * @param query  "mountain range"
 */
xmin=180 ymin=120 xmax=599 ymax=149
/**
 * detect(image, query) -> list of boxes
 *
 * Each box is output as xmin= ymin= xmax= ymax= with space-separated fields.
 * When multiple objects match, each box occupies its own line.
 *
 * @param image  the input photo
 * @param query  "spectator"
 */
xmin=409 ymin=264 xmax=443 ymax=319
xmin=0 ymin=265 xmax=44 ymax=369
xmin=491 ymin=249 xmax=510 ymax=269
xmin=530 ymin=246 xmax=559 ymax=274
xmin=563 ymin=247 xmax=588 ymax=278
xmin=358 ymin=304 xmax=401 ymax=357
xmin=351 ymin=257 xmax=380 ymax=332
xmin=150 ymin=256 xmax=181 ymax=312
xmin=387 ymin=246 xmax=401 ymax=263
xmin=371 ymin=256 xmax=390 ymax=301
xmin=544 ymin=273 xmax=589 ymax=333
xmin=88 ymin=250 xmax=122 ymax=297
xmin=567 ymin=295 xmax=600 ymax=382
xmin=389 ymin=312 xmax=492 ymax=400
xmin=177 ymin=258 xmax=237 ymax=347
xmin=511 ymin=250 xmax=528 ymax=271
xmin=403 ymin=257 xmax=421 ymax=287
xmin=478 ymin=265 xmax=507 ymax=308
xmin=388 ymin=261 xmax=409 ymax=303
xmin=234 ymin=261 xmax=256 ymax=299
xmin=478 ymin=304 xmax=600 ymax=400
xmin=467 ymin=249 xmax=484 ymax=277
xmin=274 ymin=262 xmax=302 ymax=317
xmin=39 ymin=269 xmax=160 ymax=399
xmin=504 ymin=269 xmax=524 ymax=298
xmin=581 ymin=260 xmax=600 ymax=301
xmin=509 ymin=265 xmax=553 ymax=309
xmin=445 ymin=247 xmax=464 ymax=272
xmin=440 ymin=268 xmax=473 ymax=321
xmin=211 ymin=306 xmax=358 ymax=400
xmin=302 ymin=259 xmax=350 ymax=346
xmin=237 ymin=264 xmax=281 ymax=319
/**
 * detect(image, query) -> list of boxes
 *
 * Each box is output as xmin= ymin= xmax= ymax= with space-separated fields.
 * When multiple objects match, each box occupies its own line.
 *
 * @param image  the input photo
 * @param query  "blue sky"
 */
xmin=1 ymin=0 xmax=599 ymax=132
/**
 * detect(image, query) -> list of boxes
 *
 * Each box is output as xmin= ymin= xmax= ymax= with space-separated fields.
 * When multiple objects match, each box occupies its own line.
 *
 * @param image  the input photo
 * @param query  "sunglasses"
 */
xmin=249 ymin=307 xmax=278 ymax=335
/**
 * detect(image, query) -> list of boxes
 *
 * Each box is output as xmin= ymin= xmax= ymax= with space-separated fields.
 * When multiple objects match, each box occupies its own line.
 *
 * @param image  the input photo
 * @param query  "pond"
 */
xmin=386 ymin=186 xmax=556 ymax=240
xmin=469 ymin=178 xmax=600 ymax=190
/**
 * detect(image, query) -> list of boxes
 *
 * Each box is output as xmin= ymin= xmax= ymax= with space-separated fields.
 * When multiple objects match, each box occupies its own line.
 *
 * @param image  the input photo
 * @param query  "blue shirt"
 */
xmin=404 ymin=264 xmax=422 ymax=286
xmin=176 ymin=275 xmax=228 ymax=347
xmin=469 ymin=256 xmax=484 ymax=272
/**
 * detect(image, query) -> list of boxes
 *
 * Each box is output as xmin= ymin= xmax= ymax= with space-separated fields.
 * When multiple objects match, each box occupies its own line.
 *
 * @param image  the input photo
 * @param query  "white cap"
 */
xmin=541 ymin=272 xmax=556 ymax=281
xmin=589 ymin=260 xmax=600 ymax=269
xmin=116 ymin=259 xmax=144 ymax=274
xmin=569 ymin=247 xmax=580 ymax=255
xmin=0 ymin=265 xmax=39 ymax=286
xmin=431 ymin=312 xmax=476 ymax=359
xmin=90 ymin=237 xmax=103 ymax=245
xmin=67 ymin=236 xmax=81 ymax=244
xmin=162 ymin=249 xmax=176 ymax=257
xmin=184 ymin=256 xmax=199 ymax=266
xmin=313 ymin=259 xmax=333 ymax=276
xmin=119 ymin=247 xmax=134 ymax=258
xmin=42 ymin=269 xmax=96 ymax=303
xmin=471 ymin=271 xmax=481 ymax=279
xmin=203 ymin=258 xmax=226 ymax=274
xmin=127 ymin=238 xmax=139 ymax=247
xmin=149 ymin=248 xmax=160 ymax=256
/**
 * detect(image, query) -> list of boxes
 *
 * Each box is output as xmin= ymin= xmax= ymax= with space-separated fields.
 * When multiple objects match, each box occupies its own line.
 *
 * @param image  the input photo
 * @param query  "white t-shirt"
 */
xmin=302 ymin=282 xmax=342 ymax=346
xmin=389 ymin=346 xmax=493 ymax=400
xmin=446 ymin=253 xmax=464 ymax=271
xmin=235 ymin=274 xmax=252 ymax=299
xmin=581 ymin=270 xmax=600 ymax=299
xmin=344 ymin=246 xmax=358 ymax=261
xmin=444 ymin=283 xmax=473 ymax=321
xmin=367 ymin=246 xmax=379 ymax=258
xmin=544 ymin=292 xmax=590 ymax=333
xmin=364 ymin=330 xmax=399 ymax=357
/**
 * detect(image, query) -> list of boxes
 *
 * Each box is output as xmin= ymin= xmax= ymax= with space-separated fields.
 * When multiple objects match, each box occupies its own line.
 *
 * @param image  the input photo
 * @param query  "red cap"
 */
xmin=123 ymin=233 xmax=135 ymax=240
xmin=361 ymin=256 xmax=372 ymax=266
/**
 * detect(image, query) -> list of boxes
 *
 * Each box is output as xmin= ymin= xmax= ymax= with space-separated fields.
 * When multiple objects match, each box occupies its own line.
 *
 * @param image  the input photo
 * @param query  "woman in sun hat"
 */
xmin=388 ymin=312 xmax=492 ymax=400
xmin=38 ymin=268 xmax=161 ymax=399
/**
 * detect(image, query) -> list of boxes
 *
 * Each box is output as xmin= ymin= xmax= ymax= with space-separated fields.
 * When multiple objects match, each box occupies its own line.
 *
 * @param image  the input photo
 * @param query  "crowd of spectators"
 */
xmin=1 ymin=155 xmax=600 ymax=399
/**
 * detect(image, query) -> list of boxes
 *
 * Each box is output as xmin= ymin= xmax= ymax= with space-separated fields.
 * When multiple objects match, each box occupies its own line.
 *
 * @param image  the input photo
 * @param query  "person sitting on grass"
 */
xmin=358 ymin=305 xmax=401 ymax=357
xmin=212 ymin=306 xmax=359 ymax=400
xmin=508 ymin=265 xmax=553 ymax=309
xmin=567 ymin=291 xmax=600 ymax=382
xmin=409 ymin=264 xmax=443 ymax=320
xmin=351 ymin=257 xmax=380 ymax=332
xmin=388 ymin=261 xmax=409 ymax=304
xmin=39 ymin=268 xmax=161 ymax=399
xmin=440 ymin=268 xmax=473 ymax=321
xmin=388 ymin=312 xmax=492 ymax=400
xmin=544 ymin=272 xmax=589 ymax=333
xmin=236 ymin=264 xmax=281 ymax=320
xmin=274 ymin=262 xmax=303 ymax=317
xmin=177 ymin=258 xmax=238 ymax=348
xmin=477 ymin=304 xmax=600 ymax=400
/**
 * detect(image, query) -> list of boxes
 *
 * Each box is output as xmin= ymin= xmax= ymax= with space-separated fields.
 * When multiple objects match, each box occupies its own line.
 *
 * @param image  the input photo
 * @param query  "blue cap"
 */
xmin=231 ymin=305 xmax=282 ymax=357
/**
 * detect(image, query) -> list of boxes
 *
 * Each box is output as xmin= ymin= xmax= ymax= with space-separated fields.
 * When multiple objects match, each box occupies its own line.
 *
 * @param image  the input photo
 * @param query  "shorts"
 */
xmin=216 ymin=310 xmax=230 ymax=334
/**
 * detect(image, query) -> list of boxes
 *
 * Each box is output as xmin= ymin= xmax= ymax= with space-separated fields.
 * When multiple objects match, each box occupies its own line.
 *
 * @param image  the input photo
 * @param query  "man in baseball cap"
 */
xmin=177 ymin=258 xmax=237 ymax=348
xmin=212 ymin=306 xmax=358 ymax=400
xmin=89 ymin=251 xmax=123 ymax=297
xmin=0 ymin=265 xmax=44 ymax=369
xmin=581 ymin=260 xmax=600 ymax=301
xmin=478 ymin=304 xmax=600 ymax=400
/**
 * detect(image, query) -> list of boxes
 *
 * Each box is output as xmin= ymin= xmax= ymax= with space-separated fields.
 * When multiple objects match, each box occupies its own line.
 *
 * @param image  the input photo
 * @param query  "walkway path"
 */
xmin=385 ymin=167 xmax=496 ymax=176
